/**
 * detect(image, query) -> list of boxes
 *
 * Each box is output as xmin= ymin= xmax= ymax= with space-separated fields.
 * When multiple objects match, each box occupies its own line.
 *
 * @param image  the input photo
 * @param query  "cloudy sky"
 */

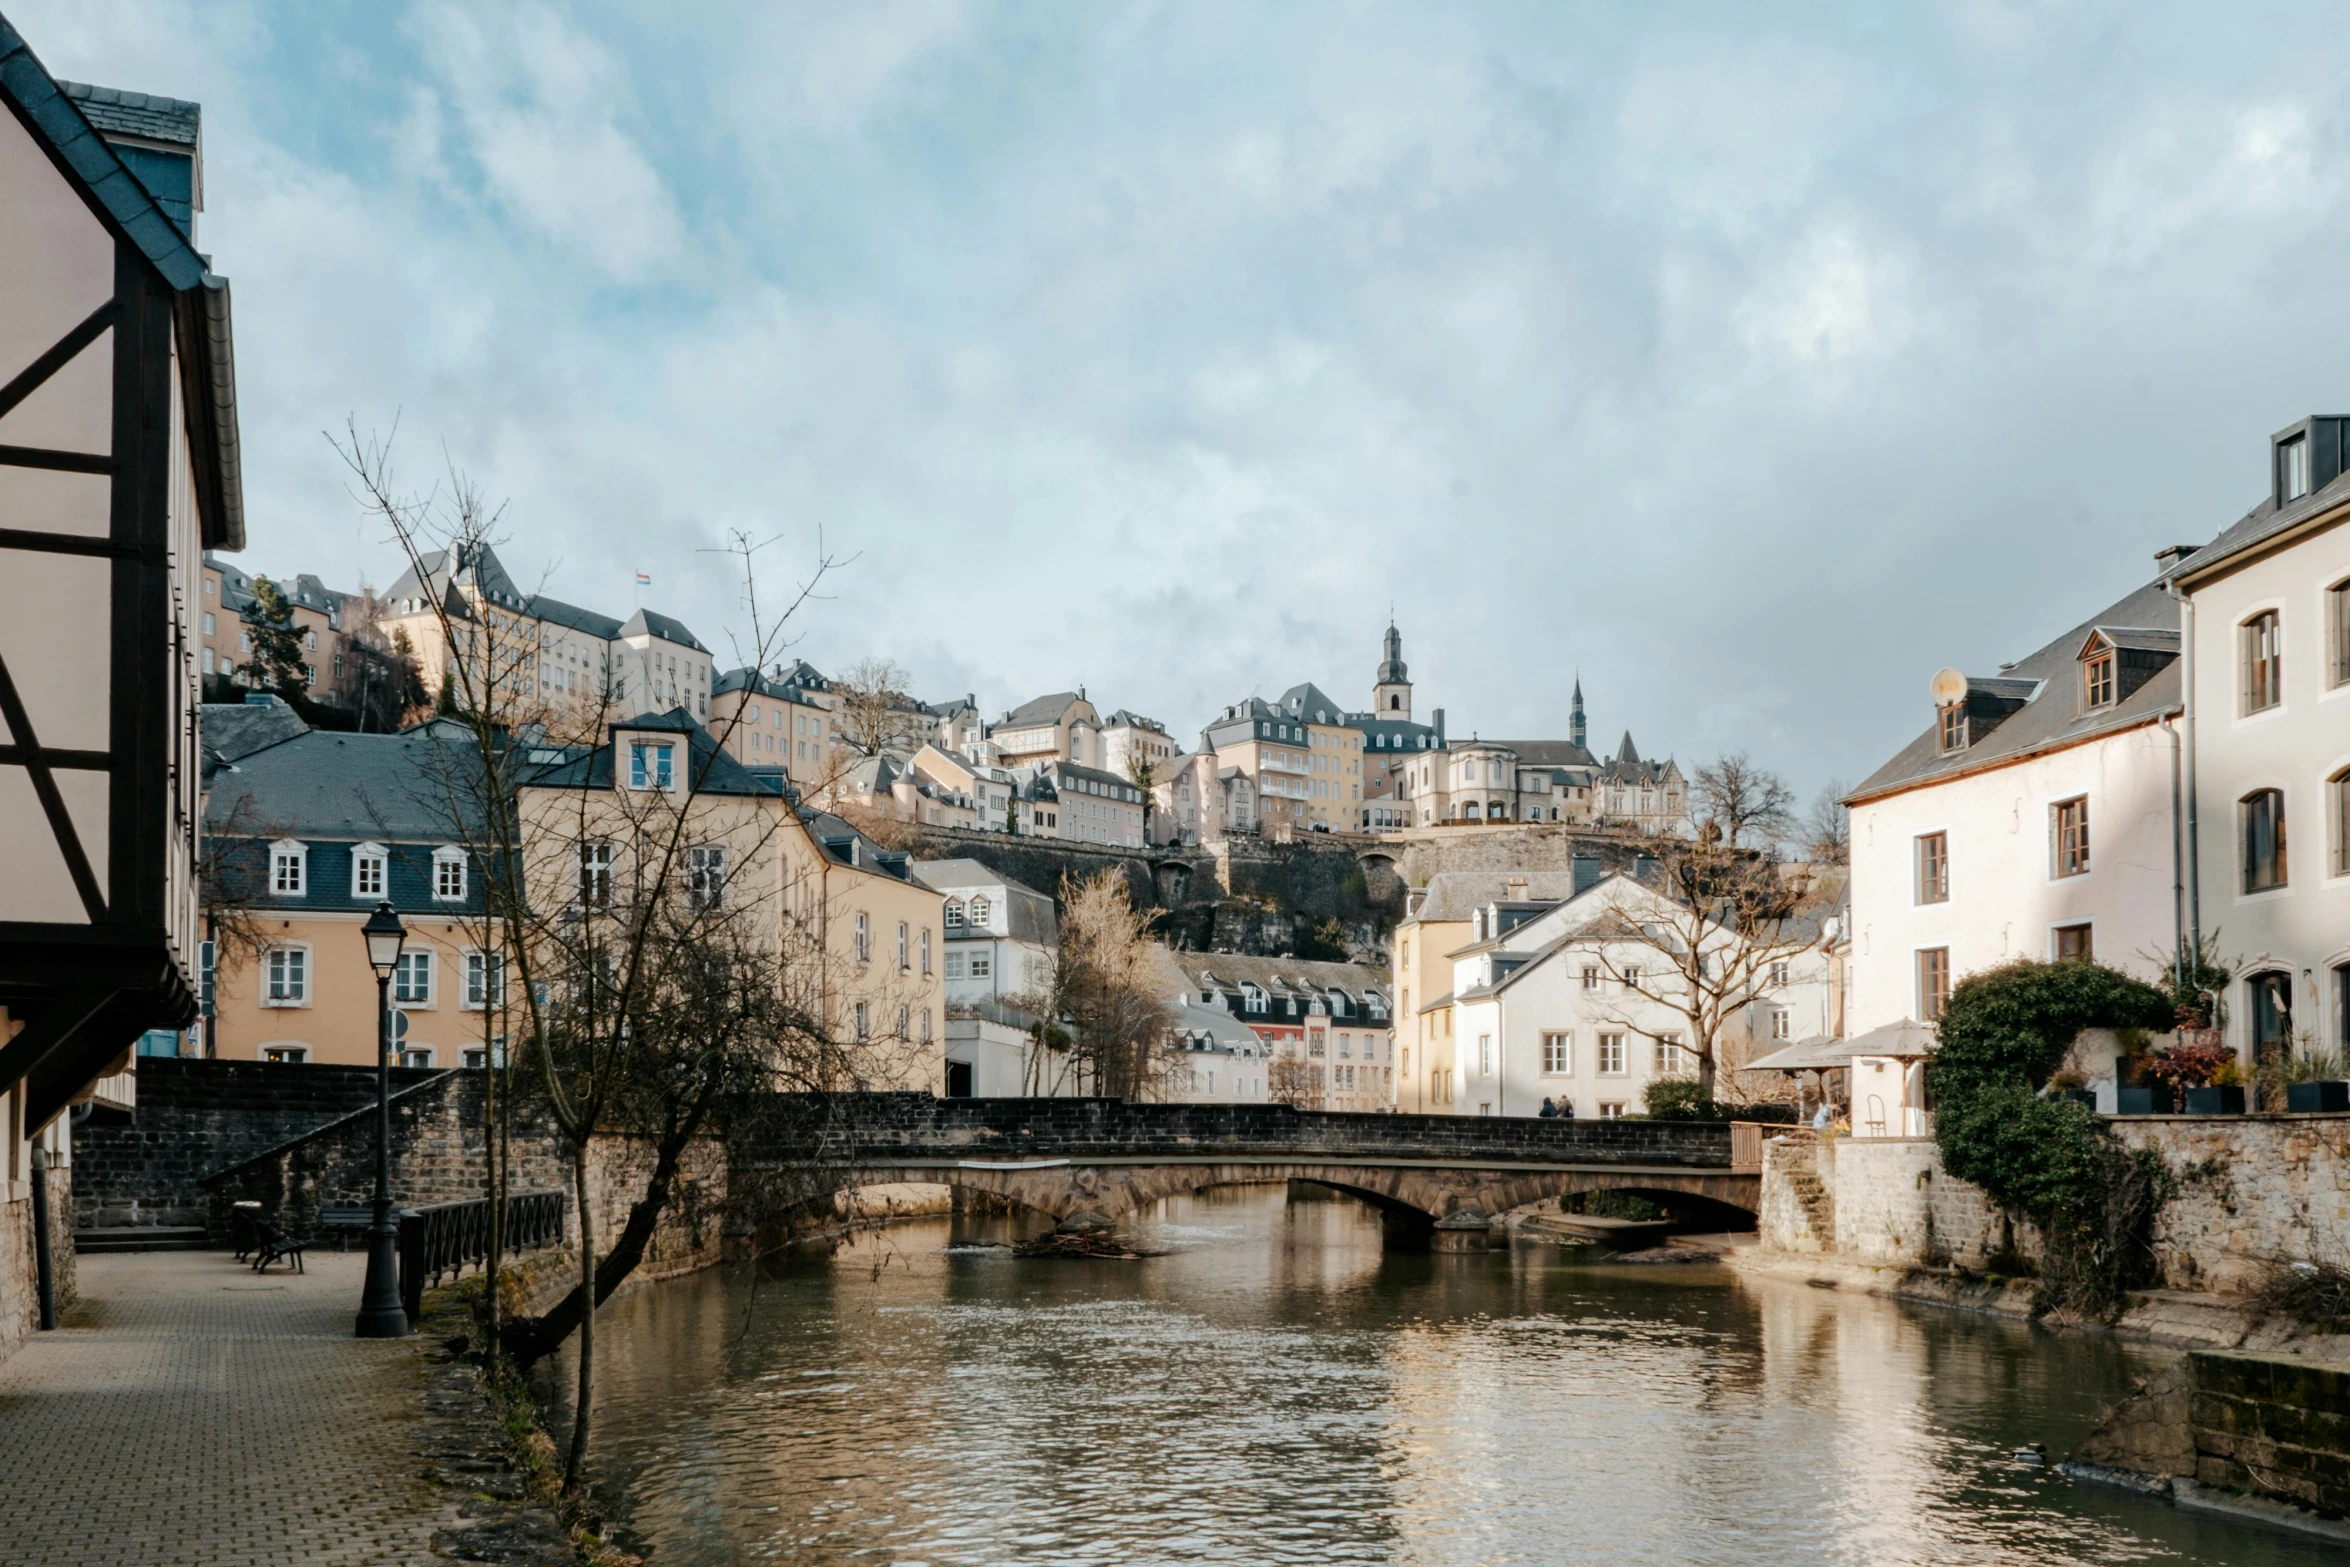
xmin=18 ymin=1 xmax=2350 ymax=796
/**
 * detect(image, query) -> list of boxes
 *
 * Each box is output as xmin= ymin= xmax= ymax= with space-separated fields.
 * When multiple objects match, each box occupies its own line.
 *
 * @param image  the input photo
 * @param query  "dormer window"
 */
xmin=628 ymin=739 xmax=675 ymax=790
xmin=2083 ymin=649 xmax=2115 ymax=709
xmin=270 ymin=839 xmax=307 ymax=896
xmin=433 ymin=846 xmax=468 ymax=901
xmin=1937 ymin=702 xmax=1967 ymax=754
xmin=2280 ymin=432 xmax=2311 ymax=502
xmin=351 ymin=843 xmax=387 ymax=899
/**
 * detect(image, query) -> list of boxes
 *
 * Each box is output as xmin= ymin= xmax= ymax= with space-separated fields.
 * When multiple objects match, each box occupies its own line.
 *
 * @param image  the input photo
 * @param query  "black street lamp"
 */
xmin=356 ymin=900 xmax=410 ymax=1338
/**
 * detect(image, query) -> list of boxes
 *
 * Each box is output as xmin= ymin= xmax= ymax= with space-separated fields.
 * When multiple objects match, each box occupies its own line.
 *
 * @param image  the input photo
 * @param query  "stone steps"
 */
xmin=74 ymin=1226 xmax=212 ymax=1253
xmin=1784 ymin=1168 xmax=1836 ymax=1245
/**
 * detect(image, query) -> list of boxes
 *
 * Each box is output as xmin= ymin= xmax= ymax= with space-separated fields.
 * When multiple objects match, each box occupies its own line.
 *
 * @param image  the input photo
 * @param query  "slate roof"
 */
xmin=528 ymin=709 xmax=773 ymax=797
xmin=997 ymin=692 xmax=1085 ymax=729
xmin=1408 ymin=870 xmax=1587 ymax=924
xmin=1273 ymin=683 xmax=1348 ymax=724
xmin=911 ymin=859 xmax=1058 ymax=942
xmin=2176 ymin=459 xmax=2350 ymax=586
xmin=795 ymin=808 xmax=914 ymax=880
xmin=56 ymin=81 xmax=198 ymax=145
xmin=620 ymin=607 xmax=706 ymax=652
xmin=714 ymin=665 xmax=826 ymax=702
xmin=203 ymin=725 xmax=487 ymax=840
xmin=384 ymin=544 xmax=704 ymax=649
xmin=1849 ymin=574 xmax=2182 ymax=805
xmin=200 ymin=698 xmax=309 ymax=769
xmin=1171 ymin=1003 xmax=1263 ymax=1054
xmin=1484 ymin=739 xmax=1599 ymax=769
xmin=1045 ymin=760 xmax=1143 ymax=801
xmin=1157 ymin=950 xmax=1392 ymax=1023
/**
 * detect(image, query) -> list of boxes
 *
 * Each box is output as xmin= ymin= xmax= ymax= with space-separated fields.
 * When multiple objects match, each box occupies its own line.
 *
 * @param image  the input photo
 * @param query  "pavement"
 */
xmin=0 ymin=1249 xmax=511 ymax=1567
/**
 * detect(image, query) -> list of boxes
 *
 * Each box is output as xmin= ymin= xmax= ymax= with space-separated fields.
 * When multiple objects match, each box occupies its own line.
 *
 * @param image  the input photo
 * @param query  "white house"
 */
xmin=1845 ymin=564 xmax=2192 ymax=1079
xmin=2172 ymin=415 xmax=2350 ymax=1063
xmin=1164 ymin=1004 xmax=1271 ymax=1104
xmin=911 ymin=859 xmax=1057 ymax=1007
xmin=1441 ymin=876 xmax=1831 ymax=1118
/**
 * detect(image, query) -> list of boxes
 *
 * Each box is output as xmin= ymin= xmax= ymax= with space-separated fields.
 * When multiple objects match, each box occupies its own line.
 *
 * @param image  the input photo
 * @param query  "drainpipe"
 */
xmin=2159 ymin=714 xmax=2185 ymax=996
xmin=2170 ymin=583 xmax=2201 ymax=957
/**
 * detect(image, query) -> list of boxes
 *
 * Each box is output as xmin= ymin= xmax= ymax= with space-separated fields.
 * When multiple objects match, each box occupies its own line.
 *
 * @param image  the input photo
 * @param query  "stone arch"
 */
xmin=1150 ymin=860 xmax=1193 ymax=907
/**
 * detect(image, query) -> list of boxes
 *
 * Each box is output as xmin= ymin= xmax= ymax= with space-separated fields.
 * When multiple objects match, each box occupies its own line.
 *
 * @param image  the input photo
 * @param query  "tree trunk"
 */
xmin=503 ymin=1127 xmax=689 ymax=1366
xmin=564 ymin=1141 xmax=594 ymax=1492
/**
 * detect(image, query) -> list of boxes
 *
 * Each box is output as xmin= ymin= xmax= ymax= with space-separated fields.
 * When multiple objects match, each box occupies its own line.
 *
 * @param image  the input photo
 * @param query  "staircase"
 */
xmin=73 ymin=1226 xmax=211 ymax=1253
xmin=1785 ymin=1165 xmax=1836 ymax=1250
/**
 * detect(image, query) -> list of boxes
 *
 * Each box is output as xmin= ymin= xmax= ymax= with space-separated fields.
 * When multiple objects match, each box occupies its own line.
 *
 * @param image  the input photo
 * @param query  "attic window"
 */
xmin=2280 ymin=433 xmax=2311 ymax=502
xmin=1937 ymin=703 xmax=1967 ymax=754
xmin=2083 ymin=648 xmax=2116 ymax=709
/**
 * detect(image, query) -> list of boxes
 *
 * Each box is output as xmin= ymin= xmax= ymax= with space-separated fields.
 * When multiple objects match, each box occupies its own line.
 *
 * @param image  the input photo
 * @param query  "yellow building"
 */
xmin=1197 ymin=684 xmax=1368 ymax=835
xmin=1389 ymin=871 xmax=1585 ymax=1112
xmin=710 ymin=662 xmax=836 ymax=783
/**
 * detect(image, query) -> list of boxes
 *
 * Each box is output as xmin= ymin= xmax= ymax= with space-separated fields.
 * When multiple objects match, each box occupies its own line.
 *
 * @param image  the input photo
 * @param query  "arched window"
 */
xmin=2246 ymin=970 xmax=2293 ymax=1062
xmin=2241 ymin=788 xmax=2287 ymax=892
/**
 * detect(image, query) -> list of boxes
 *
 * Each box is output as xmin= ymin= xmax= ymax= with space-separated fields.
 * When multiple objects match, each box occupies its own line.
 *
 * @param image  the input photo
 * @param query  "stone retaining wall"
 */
xmin=2189 ymin=1351 xmax=2350 ymax=1516
xmin=2112 ymin=1116 xmax=2350 ymax=1295
xmin=75 ymin=1058 xmax=445 ymax=1230
xmin=1757 ymin=1115 xmax=2349 ymax=1287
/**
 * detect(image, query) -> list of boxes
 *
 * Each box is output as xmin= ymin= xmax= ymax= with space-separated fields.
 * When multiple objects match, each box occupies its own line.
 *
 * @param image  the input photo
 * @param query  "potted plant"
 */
xmin=2281 ymin=1046 xmax=2350 ymax=1113
xmin=2140 ymin=1040 xmax=2228 ymax=1114
xmin=2185 ymin=1058 xmax=2246 ymax=1116
xmin=2045 ymin=1069 xmax=2096 ymax=1112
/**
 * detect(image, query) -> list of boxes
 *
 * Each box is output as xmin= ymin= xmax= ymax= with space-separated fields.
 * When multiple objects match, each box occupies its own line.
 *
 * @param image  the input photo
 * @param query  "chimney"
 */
xmin=1505 ymin=876 xmax=1528 ymax=900
xmin=2153 ymin=544 xmax=2199 ymax=575
xmin=1432 ymin=707 xmax=1447 ymax=743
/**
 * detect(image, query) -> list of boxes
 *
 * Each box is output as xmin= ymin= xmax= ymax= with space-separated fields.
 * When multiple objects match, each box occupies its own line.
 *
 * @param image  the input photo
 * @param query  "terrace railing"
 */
xmin=397 ymin=1189 xmax=568 ymax=1326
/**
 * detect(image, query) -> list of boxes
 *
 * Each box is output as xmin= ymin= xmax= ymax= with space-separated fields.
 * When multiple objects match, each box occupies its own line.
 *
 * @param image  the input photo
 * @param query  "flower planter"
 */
xmin=2114 ymin=1086 xmax=2175 ymax=1116
xmin=2183 ymin=1085 xmax=2245 ymax=1115
xmin=2286 ymin=1080 xmax=2350 ymax=1114
xmin=2060 ymin=1089 xmax=2097 ymax=1112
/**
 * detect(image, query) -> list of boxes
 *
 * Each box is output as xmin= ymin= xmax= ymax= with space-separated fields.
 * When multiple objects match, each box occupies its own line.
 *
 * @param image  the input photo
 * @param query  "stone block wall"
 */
xmin=202 ymin=1071 xmax=571 ymax=1241
xmin=1757 ymin=1138 xmax=1827 ymax=1253
xmin=1824 ymin=1136 xmax=2039 ymax=1270
xmin=2111 ymin=1115 xmax=2350 ymax=1295
xmin=75 ymin=1058 xmax=445 ymax=1230
xmin=0 ymin=1193 xmax=31 ymax=1360
xmin=2189 ymin=1351 xmax=2350 ymax=1517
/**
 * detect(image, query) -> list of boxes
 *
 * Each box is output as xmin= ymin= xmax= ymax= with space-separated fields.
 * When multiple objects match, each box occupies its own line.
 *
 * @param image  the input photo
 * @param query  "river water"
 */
xmin=568 ymin=1185 xmax=2332 ymax=1565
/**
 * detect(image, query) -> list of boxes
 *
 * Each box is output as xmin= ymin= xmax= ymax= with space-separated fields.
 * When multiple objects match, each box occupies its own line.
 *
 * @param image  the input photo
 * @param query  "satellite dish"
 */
xmin=1930 ymin=668 xmax=1969 ymax=707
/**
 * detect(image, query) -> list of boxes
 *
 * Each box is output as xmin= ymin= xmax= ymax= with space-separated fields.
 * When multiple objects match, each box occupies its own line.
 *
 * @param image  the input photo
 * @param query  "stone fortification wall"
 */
xmin=1760 ymin=1116 xmax=2350 ymax=1287
xmin=2111 ymin=1115 xmax=2350 ymax=1295
xmin=75 ymin=1057 xmax=445 ymax=1230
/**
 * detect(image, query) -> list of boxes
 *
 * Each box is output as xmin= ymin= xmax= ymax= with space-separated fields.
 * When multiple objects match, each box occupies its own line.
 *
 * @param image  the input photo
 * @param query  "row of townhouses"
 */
xmin=1844 ymin=415 xmax=2350 ymax=1116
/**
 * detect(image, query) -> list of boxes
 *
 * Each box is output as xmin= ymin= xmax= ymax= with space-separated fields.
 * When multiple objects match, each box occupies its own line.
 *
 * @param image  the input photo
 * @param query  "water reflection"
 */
xmin=567 ymin=1183 xmax=2329 ymax=1565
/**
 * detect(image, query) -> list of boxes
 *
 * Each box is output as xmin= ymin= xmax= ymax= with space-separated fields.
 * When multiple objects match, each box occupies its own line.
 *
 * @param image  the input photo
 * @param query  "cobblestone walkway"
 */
xmin=0 ymin=1250 xmax=490 ymax=1567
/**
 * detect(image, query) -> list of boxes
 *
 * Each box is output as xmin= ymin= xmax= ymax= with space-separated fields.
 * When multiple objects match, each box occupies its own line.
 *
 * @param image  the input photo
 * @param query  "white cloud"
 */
xmin=407 ymin=1 xmax=685 ymax=280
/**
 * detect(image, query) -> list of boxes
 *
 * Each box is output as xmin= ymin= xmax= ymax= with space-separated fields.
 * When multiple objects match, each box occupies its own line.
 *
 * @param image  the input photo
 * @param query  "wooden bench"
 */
xmin=318 ymin=1205 xmax=374 ymax=1250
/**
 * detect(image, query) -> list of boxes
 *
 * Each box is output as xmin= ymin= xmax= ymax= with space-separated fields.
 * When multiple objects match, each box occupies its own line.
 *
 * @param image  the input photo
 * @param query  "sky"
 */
xmin=17 ymin=1 xmax=2350 ymax=800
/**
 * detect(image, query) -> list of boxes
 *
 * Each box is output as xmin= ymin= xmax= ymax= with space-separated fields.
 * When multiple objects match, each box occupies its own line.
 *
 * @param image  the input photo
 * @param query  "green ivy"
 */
xmin=1929 ymin=959 xmax=2177 ymax=1316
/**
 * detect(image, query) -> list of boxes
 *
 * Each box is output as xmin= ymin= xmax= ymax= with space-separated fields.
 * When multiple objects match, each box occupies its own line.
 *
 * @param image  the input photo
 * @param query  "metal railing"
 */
xmin=398 ymin=1190 xmax=567 ymax=1325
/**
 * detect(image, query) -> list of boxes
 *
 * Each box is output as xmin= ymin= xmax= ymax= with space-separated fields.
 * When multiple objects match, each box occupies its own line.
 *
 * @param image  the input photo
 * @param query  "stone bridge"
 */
xmin=733 ymin=1096 xmax=1760 ymax=1248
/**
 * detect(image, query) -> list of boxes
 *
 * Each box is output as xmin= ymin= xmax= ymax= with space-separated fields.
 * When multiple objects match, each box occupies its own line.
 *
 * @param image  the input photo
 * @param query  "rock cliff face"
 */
xmin=887 ymin=822 xmax=1651 ymax=961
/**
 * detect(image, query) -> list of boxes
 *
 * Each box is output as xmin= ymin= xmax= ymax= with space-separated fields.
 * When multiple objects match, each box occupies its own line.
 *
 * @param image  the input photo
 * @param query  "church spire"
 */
xmin=1374 ymin=620 xmax=1411 ymax=719
xmin=1570 ymin=672 xmax=1586 ymax=749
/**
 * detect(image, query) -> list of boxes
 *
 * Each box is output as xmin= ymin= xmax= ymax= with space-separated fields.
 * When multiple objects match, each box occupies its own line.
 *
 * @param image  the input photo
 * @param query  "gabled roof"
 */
xmin=202 ymin=724 xmax=487 ymax=839
xmin=620 ymin=607 xmax=706 ymax=652
xmin=2078 ymin=625 xmax=2181 ymax=657
xmin=527 ymin=711 xmax=774 ymax=797
xmin=1274 ymin=683 xmax=1347 ymax=724
xmin=1484 ymin=739 xmax=1599 ymax=769
xmin=1850 ymin=574 xmax=2182 ymax=805
xmin=2174 ymin=461 xmax=2350 ymax=587
xmin=2 ymin=24 xmax=244 ymax=547
xmin=997 ymin=691 xmax=1086 ymax=729
xmin=200 ymin=698 xmax=310 ymax=770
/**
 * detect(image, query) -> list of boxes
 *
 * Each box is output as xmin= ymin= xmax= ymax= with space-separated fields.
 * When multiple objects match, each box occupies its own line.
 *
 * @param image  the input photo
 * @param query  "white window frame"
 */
xmin=392 ymin=949 xmax=434 ymax=1007
xmin=897 ymin=921 xmax=910 ymax=971
xmin=432 ymin=846 xmax=467 ymax=902
xmin=578 ymin=841 xmax=613 ymax=909
xmin=351 ymin=842 xmax=387 ymax=899
xmin=263 ymin=945 xmax=311 ymax=1007
xmin=1597 ymin=1033 xmax=1627 ymax=1075
xmin=628 ymin=739 xmax=676 ymax=791
xmin=968 ymin=952 xmax=992 ymax=979
xmin=262 ymin=1045 xmax=309 ymax=1064
xmin=465 ymin=950 xmax=505 ymax=1010
xmin=920 ymin=927 xmax=933 ymax=975
xmin=944 ymin=952 xmax=965 ymax=980
xmin=1541 ymin=1032 xmax=1571 ymax=1074
xmin=270 ymin=839 xmax=307 ymax=897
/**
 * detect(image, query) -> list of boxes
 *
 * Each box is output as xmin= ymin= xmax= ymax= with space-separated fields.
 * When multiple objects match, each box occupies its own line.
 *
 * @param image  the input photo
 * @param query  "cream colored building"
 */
xmin=711 ymin=663 xmax=836 ymax=784
xmin=989 ymin=691 xmax=1102 ymax=771
xmin=1390 ymin=871 xmax=1588 ymax=1113
xmin=1198 ymin=684 xmax=1369 ymax=835
xmin=1158 ymin=951 xmax=1394 ymax=1111
xmin=379 ymin=543 xmax=711 ymax=727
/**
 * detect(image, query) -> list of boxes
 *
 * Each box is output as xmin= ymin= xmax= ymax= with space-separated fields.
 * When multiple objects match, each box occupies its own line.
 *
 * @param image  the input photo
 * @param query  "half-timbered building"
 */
xmin=1 ymin=23 xmax=243 ymax=1353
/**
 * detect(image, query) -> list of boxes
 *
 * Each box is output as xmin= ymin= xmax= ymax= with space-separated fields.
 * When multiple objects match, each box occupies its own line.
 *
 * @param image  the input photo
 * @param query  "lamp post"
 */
xmin=356 ymin=900 xmax=410 ymax=1337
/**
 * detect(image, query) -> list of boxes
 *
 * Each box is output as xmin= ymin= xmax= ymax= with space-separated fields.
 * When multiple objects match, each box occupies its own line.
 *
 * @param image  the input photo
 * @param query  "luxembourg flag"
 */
xmin=634 ymin=571 xmax=652 ymax=587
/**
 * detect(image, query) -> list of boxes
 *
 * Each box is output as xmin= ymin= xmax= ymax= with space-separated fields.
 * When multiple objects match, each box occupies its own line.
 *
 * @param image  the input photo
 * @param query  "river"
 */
xmin=565 ymin=1184 xmax=2333 ymax=1565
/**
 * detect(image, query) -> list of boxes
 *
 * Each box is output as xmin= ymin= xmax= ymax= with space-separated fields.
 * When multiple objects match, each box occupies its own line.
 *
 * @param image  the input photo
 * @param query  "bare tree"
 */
xmin=1016 ymin=870 xmax=1177 ymax=1099
xmin=1693 ymin=751 xmax=1796 ymax=850
xmin=333 ymin=424 xmax=882 ymax=1492
xmin=1800 ymin=779 xmax=1851 ymax=866
xmin=1586 ymin=823 xmax=1829 ymax=1094
xmin=832 ymin=657 xmax=923 ymax=758
xmin=1267 ymin=1051 xmax=1316 ymax=1108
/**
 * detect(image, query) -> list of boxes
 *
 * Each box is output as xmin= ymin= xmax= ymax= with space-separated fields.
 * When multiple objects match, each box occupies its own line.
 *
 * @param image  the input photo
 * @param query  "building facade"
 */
xmin=1157 ymin=951 xmax=1394 ymax=1111
xmin=1 ymin=39 xmax=245 ymax=1356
